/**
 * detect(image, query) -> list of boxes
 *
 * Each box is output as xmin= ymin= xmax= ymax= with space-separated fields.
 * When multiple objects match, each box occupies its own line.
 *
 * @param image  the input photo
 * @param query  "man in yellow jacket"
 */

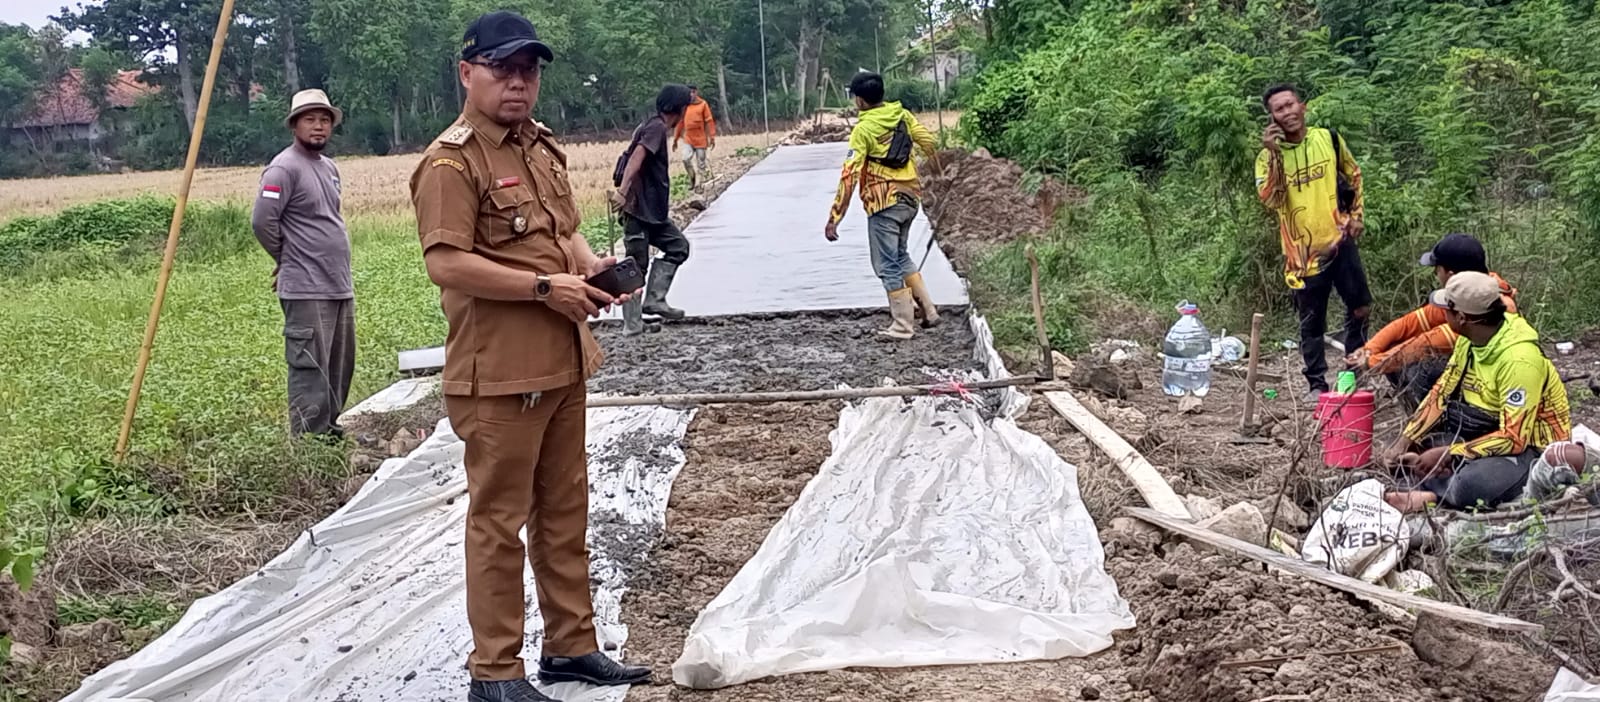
xmin=672 ymin=85 xmax=716 ymax=188
xmin=824 ymin=72 xmax=940 ymax=340
xmin=1381 ymin=272 xmax=1570 ymax=513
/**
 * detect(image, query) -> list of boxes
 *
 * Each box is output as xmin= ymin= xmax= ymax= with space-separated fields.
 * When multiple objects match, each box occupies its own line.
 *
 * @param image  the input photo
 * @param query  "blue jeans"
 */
xmin=868 ymin=199 xmax=919 ymax=291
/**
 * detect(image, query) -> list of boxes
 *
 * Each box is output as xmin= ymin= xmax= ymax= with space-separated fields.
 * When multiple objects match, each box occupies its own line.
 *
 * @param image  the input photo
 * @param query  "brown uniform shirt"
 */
xmin=410 ymin=104 xmax=602 ymax=396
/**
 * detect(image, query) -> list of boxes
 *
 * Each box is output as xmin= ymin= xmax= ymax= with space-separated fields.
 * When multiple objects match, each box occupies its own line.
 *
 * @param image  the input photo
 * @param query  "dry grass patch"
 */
xmin=0 ymin=130 xmax=789 ymax=218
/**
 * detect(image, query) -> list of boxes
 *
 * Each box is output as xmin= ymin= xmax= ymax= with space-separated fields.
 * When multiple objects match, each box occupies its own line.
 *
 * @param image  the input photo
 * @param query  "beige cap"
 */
xmin=286 ymin=89 xmax=343 ymax=128
xmin=1430 ymin=271 xmax=1502 ymax=315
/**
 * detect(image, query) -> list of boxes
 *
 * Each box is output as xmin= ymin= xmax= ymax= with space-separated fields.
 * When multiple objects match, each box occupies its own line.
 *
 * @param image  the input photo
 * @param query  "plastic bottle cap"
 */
xmin=1336 ymin=370 xmax=1357 ymax=394
xmin=1176 ymin=301 xmax=1199 ymax=315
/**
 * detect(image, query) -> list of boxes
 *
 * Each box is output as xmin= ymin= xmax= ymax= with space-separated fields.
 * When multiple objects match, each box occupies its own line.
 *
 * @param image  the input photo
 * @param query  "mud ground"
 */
xmin=617 ymin=343 xmax=1574 ymax=701
xmin=589 ymin=310 xmax=978 ymax=396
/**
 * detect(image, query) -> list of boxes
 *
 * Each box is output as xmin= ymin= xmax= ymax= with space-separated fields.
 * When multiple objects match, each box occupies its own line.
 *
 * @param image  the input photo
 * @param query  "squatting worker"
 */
xmin=1256 ymin=83 xmax=1371 ymax=401
xmin=250 ymin=88 xmax=355 ymax=438
xmin=824 ymin=71 xmax=941 ymax=340
xmin=1381 ymin=272 xmax=1570 ymax=514
xmin=1347 ymin=233 xmax=1519 ymax=412
xmin=409 ymin=11 xmax=650 ymax=702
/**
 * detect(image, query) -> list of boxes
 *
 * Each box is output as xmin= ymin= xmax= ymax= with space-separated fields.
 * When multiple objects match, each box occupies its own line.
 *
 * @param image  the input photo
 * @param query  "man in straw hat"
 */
xmin=251 ymin=88 xmax=355 ymax=438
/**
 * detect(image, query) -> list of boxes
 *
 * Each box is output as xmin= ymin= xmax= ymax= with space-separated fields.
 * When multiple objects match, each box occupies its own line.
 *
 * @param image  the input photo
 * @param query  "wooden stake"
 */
xmin=1026 ymin=246 xmax=1053 ymax=380
xmin=114 ymin=0 xmax=237 ymax=462
xmin=1126 ymin=506 xmax=1543 ymax=633
xmin=587 ymin=375 xmax=1040 ymax=408
xmin=1241 ymin=312 xmax=1264 ymax=431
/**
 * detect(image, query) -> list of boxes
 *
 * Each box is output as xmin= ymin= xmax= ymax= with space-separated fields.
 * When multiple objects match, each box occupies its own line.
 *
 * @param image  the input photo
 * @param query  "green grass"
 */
xmin=0 ymin=205 xmax=444 ymax=540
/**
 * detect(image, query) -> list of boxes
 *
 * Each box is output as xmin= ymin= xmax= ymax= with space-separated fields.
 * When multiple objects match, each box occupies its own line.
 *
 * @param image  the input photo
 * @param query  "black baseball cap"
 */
xmin=462 ymin=11 xmax=554 ymax=63
xmin=1419 ymin=232 xmax=1487 ymax=273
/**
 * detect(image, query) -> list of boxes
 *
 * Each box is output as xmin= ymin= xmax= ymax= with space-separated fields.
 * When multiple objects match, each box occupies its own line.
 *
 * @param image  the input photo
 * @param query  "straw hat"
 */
xmin=286 ymin=89 xmax=343 ymax=128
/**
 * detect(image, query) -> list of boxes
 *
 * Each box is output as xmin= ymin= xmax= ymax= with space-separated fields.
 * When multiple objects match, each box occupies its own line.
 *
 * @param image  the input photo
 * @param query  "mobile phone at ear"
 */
xmin=587 ymin=258 xmax=645 ymax=297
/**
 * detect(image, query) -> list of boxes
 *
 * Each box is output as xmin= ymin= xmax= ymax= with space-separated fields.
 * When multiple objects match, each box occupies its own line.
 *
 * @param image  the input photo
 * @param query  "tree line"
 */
xmin=1 ymin=0 xmax=989 ymax=176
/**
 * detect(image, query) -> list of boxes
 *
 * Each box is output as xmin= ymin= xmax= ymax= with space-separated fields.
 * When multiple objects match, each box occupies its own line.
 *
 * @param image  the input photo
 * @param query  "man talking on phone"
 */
xmin=410 ymin=10 xmax=650 ymax=701
xmin=1256 ymin=83 xmax=1371 ymax=402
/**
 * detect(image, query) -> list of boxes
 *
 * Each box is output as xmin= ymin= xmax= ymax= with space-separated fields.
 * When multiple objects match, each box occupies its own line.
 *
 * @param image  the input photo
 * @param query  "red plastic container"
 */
xmin=1314 ymin=390 xmax=1376 ymax=469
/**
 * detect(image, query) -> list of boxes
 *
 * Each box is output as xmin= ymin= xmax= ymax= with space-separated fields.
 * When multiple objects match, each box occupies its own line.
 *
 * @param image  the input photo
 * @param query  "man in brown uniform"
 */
xmin=410 ymin=11 xmax=651 ymax=702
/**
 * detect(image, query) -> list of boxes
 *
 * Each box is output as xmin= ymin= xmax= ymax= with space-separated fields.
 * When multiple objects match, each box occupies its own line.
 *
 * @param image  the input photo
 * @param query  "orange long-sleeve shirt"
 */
xmin=1362 ymin=272 xmax=1518 ymax=374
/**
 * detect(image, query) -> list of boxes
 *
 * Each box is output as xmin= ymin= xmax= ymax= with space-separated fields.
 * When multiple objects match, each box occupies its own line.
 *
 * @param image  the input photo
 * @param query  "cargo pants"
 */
xmin=445 ymin=383 xmax=598 ymax=681
xmin=281 ymin=299 xmax=356 ymax=436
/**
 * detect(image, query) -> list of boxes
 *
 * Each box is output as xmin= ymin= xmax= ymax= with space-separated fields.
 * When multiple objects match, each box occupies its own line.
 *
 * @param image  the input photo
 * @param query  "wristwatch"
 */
xmin=534 ymin=275 xmax=552 ymax=301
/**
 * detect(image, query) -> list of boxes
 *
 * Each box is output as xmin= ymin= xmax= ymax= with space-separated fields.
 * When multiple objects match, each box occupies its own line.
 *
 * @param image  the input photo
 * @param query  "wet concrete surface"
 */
xmin=588 ymin=309 xmax=979 ymax=395
xmin=658 ymin=142 xmax=967 ymax=317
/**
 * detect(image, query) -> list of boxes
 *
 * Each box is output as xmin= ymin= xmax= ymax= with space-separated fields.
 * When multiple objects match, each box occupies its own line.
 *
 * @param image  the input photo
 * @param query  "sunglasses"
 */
xmin=469 ymin=59 xmax=540 ymax=81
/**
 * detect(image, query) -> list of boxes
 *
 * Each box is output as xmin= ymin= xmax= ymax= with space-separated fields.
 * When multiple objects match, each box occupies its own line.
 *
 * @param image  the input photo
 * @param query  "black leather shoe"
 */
xmin=537 ymin=652 xmax=651 ymax=686
xmin=468 ymin=679 xmax=559 ymax=702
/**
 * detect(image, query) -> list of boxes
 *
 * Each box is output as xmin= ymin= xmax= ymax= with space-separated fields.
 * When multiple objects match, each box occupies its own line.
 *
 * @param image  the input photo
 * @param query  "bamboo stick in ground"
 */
xmin=1026 ymin=245 xmax=1053 ymax=380
xmin=115 ymin=0 xmax=238 ymax=463
xmin=1241 ymin=312 xmax=1264 ymax=432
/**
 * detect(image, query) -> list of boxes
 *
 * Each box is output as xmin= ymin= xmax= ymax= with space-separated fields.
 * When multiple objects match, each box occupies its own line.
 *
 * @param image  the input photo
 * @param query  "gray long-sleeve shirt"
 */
xmin=251 ymin=145 xmax=353 ymax=300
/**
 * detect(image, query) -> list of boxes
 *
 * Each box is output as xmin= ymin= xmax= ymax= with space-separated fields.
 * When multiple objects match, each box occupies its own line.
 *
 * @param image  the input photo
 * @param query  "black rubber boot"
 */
xmin=642 ymin=260 xmax=686 ymax=320
xmin=537 ymin=652 xmax=652 ymax=686
xmin=467 ymin=679 xmax=560 ymax=702
xmin=622 ymin=297 xmax=660 ymax=336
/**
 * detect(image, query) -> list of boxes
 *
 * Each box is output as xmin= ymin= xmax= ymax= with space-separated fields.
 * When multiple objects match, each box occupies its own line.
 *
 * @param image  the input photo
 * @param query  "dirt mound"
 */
xmin=1109 ymin=543 xmax=1555 ymax=702
xmin=780 ymin=116 xmax=851 ymax=145
xmin=0 ymin=576 xmax=56 ymax=647
xmin=922 ymin=147 xmax=1078 ymax=271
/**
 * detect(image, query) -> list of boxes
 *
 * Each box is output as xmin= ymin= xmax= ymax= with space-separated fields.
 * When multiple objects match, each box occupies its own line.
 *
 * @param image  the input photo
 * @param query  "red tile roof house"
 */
xmin=7 ymin=69 xmax=155 ymax=158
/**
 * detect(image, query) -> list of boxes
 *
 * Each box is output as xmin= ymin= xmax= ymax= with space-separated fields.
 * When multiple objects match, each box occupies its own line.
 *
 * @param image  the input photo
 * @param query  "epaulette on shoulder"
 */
xmin=439 ymin=124 xmax=474 ymax=147
xmin=532 ymin=119 xmax=554 ymax=137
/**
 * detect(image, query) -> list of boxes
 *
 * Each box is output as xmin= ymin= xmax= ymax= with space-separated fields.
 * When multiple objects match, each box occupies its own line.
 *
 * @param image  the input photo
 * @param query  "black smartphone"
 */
xmin=587 ymin=258 xmax=645 ymax=297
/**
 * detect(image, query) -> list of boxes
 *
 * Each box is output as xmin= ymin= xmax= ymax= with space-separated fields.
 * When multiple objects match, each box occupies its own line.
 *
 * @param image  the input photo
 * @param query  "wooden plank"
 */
xmin=1126 ymin=506 xmax=1544 ymax=633
xmin=1044 ymin=391 xmax=1189 ymax=517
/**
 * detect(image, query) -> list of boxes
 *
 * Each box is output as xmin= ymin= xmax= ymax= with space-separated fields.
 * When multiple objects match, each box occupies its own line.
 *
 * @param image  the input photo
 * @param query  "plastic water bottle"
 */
xmin=1162 ymin=301 xmax=1213 ymax=397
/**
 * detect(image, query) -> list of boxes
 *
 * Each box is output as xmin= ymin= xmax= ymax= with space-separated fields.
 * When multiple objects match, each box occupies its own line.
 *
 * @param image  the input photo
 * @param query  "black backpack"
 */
xmin=1329 ymin=128 xmax=1356 ymax=214
xmin=868 ymin=118 xmax=914 ymax=169
xmin=613 ymin=125 xmax=644 ymax=188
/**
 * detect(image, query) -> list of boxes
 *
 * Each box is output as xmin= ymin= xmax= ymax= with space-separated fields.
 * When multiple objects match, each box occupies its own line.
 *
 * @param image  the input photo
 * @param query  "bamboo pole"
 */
xmin=1026 ymin=246 xmax=1053 ymax=380
xmin=586 ymin=375 xmax=1040 ymax=408
xmin=1241 ymin=312 xmax=1264 ymax=431
xmin=114 ymin=0 xmax=237 ymax=462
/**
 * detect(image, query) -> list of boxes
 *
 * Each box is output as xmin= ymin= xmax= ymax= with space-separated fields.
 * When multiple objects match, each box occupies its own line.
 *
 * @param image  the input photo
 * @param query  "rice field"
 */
xmin=0 ymin=130 xmax=789 ymax=218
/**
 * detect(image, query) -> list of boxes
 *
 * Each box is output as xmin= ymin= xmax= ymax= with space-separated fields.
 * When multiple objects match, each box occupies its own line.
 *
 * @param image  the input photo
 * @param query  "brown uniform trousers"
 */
xmin=411 ymin=104 xmax=604 ymax=681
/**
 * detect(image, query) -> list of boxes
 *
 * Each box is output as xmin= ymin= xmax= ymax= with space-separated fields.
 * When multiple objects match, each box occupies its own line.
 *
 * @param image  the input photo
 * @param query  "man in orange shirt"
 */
xmin=672 ymin=85 xmax=716 ymax=188
xmin=1348 ymin=233 xmax=1517 ymax=410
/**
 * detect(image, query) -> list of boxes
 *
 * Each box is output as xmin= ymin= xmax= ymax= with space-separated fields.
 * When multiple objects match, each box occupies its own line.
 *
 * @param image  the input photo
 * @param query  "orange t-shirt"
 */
xmin=674 ymin=98 xmax=716 ymax=149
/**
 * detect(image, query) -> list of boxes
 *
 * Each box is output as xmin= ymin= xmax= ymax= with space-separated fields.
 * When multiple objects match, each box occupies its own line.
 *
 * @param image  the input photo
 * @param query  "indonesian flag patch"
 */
xmin=260 ymin=184 xmax=282 ymax=200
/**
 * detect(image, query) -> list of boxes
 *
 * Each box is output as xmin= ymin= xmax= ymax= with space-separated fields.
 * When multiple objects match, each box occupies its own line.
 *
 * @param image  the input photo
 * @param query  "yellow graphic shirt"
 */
xmin=1255 ymin=127 xmax=1364 ymax=288
xmin=828 ymin=102 xmax=937 ymax=224
xmin=1403 ymin=314 xmax=1571 ymax=459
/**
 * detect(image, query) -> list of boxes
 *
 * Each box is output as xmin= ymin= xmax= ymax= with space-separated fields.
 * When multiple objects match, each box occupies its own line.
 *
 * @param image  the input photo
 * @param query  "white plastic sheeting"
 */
xmin=63 ymin=406 xmax=693 ymax=702
xmin=1547 ymin=668 xmax=1600 ymax=701
xmin=671 ymin=391 xmax=1136 ymax=689
xmin=338 ymin=376 xmax=440 ymax=422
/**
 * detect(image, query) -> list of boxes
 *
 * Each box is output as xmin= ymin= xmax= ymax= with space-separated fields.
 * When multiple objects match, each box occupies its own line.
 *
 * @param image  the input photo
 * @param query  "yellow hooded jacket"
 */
xmin=827 ymin=102 xmax=937 ymax=225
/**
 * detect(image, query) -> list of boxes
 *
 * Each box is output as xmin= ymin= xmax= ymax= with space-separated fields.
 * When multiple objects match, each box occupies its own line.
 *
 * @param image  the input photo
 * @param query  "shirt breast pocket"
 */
xmin=483 ymin=185 xmax=535 ymax=246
